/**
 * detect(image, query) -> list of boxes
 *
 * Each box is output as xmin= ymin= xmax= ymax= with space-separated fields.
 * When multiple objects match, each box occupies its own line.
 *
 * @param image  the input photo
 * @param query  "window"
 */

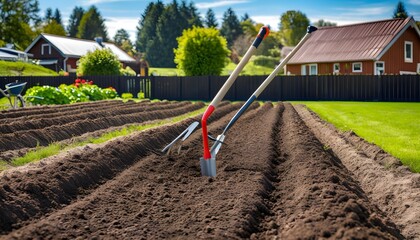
xmin=405 ymin=41 xmax=413 ymax=63
xmin=41 ymin=43 xmax=51 ymax=55
xmin=301 ymin=65 xmax=307 ymax=75
xmin=309 ymin=64 xmax=317 ymax=75
xmin=333 ymin=63 xmax=340 ymax=74
xmin=374 ymin=61 xmax=385 ymax=75
xmin=352 ymin=62 xmax=362 ymax=73
xmin=417 ymin=63 xmax=420 ymax=74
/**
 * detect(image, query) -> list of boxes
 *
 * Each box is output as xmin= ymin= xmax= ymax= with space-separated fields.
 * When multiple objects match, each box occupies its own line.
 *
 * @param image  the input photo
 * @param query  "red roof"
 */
xmin=288 ymin=17 xmax=419 ymax=64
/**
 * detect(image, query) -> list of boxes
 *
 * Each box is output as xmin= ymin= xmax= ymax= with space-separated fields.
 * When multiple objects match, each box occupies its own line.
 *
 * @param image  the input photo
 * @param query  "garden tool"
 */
xmin=161 ymin=26 xmax=270 ymax=160
xmin=210 ymin=26 xmax=318 ymax=164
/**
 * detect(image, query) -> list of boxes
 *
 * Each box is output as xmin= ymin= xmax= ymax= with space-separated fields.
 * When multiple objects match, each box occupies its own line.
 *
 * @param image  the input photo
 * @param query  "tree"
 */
xmin=174 ymin=27 xmax=230 ymax=76
xmin=220 ymin=8 xmax=243 ymax=47
xmin=67 ymin=6 xmax=85 ymax=37
xmin=278 ymin=10 xmax=310 ymax=46
xmin=114 ymin=29 xmax=130 ymax=45
xmin=393 ymin=1 xmax=408 ymax=19
xmin=42 ymin=20 xmax=66 ymax=36
xmin=77 ymin=48 xmax=121 ymax=76
xmin=77 ymin=6 xmax=108 ymax=41
xmin=54 ymin=8 xmax=62 ymax=25
xmin=313 ymin=19 xmax=337 ymax=27
xmin=0 ymin=0 xmax=41 ymax=50
xmin=44 ymin=7 xmax=53 ymax=21
xmin=136 ymin=1 xmax=164 ymax=53
xmin=205 ymin=8 xmax=218 ymax=28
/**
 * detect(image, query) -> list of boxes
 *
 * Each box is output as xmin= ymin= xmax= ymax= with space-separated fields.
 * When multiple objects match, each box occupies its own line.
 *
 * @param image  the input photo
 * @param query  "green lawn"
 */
xmin=298 ymin=102 xmax=420 ymax=172
xmin=0 ymin=60 xmax=58 ymax=76
xmin=150 ymin=59 xmax=275 ymax=77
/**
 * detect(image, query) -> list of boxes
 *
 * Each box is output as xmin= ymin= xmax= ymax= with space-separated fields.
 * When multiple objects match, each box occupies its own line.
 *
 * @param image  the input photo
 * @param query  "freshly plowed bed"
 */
xmin=0 ymin=102 xmax=418 ymax=239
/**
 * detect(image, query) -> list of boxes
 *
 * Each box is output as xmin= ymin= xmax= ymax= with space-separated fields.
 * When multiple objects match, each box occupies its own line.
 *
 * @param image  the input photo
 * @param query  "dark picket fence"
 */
xmin=1 ymin=75 xmax=419 ymax=101
xmin=150 ymin=75 xmax=420 ymax=102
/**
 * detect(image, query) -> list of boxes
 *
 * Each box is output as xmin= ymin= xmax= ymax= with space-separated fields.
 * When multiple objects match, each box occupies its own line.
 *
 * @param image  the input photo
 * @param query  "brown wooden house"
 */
xmin=285 ymin=17 xmax=420 ymax=75
xmin=25 ymin=34 xmax=136 ymax=73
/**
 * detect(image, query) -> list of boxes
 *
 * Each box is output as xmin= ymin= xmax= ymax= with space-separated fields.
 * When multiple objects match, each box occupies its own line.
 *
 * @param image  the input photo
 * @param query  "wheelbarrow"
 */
xmin=0 ymin=81 xmax=27 ymax=109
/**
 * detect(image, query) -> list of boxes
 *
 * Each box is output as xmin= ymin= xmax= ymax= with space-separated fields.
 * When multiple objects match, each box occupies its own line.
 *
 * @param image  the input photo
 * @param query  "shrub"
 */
xmin=120 ymin=66 xmax=136 ymax=76
xmin=25 ymin=86 xmax=71 ymax=105
xmin=121 ymin=93 xmax=133 ymax=99
xmin=77 ymin=48 xmax=121 ymax=76
xmin=253 ymin=55 xmax=279 ymax=68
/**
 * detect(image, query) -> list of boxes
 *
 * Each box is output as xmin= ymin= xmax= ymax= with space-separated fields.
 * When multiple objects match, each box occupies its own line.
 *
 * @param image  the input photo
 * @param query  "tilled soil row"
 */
xmin=0 ymin=101 xmax=187 ymax=133
xmin=0 ymin=101 xmax=248 ymax=235
xmin=0 ymin=100 xmax=130 ymax=120
xmin=295 ymin=104 xmax=420 ymax=239
xmin=1 ymin=102 xmax=405 ymax=239
xmin=0 ymin=102 xmax=205 ymax=152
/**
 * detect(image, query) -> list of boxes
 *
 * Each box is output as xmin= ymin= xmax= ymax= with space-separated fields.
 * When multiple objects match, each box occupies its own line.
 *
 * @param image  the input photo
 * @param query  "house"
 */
xmin=25 ymin=34 xmax=136 ymax=73
xmin=285 ymin=17 xmax=420 ymax=75
xmin=0 ymin=47 xmax=33 ymax=62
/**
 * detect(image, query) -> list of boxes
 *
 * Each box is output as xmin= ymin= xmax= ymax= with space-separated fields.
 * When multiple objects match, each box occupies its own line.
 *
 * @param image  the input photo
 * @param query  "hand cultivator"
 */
xmin=162 ymin=26 xmax=317 ymax=177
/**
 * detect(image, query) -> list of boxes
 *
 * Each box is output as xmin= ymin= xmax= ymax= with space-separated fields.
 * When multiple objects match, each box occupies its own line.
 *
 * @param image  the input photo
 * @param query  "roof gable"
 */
xmin=25 ymin=34 xmax=135 ymax=62
xmin=288 ymin=17 xmax=418 ymax=64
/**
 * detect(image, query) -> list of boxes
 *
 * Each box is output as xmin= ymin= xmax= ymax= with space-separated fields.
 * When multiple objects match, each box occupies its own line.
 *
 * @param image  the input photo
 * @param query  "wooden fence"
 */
xmin=1 ymin=75 xmax=419 ymax=101
xmin=151 ymin=75 xmax=420 ymax=102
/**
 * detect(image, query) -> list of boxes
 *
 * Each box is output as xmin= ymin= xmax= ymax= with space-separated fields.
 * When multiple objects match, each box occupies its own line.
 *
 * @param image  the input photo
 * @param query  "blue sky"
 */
xmin=37 ymin=0 xmax=420 ymax=42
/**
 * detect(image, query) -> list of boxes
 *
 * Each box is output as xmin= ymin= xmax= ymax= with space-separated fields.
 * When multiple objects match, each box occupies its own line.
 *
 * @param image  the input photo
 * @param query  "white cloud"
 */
xmin=105 ymin=17 xmax=138 ymax=42
xmin=79 ymin=0 xmax=136 ymax=6
xmin=334 ymin=6 xmax=392 ymax=17
xmin=251 ymin=16 xmax=279 ymax=30
xmin=408 ymin=0 xmax=420 ymax=5
xmin=196 ymin=0 xmax=249 ymax=9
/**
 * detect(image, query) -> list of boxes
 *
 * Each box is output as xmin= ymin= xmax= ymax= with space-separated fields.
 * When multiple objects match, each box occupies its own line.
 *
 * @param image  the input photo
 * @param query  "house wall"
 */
xmin=286 ymin=61 xmax=373 ymax=75
xmin=379 ymin=26 xmax=420 ymax=74
xmin=27 ymin=38 xmax=65 ymax=72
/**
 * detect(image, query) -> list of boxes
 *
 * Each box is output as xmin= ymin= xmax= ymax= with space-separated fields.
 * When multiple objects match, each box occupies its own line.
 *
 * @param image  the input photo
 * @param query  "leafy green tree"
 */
xmin=77 ymin=6 xmax=108 ymax=41
xmin=220 ymin=8 xmax=243 ymax=47
xmin=67 ymin=6 xmax=85 ymax=37
xmin=114 ymin=29 xmax=130 ymax=45
xmin=77 ymin=48 xmax=121 ymax=76
xmin=393 ymin=1 xmax=408 ymax=18
xmin=313 ymin=19 xmax=337 ymax=27
xmin=279 ymin=10 xmax=310 ymax=46
xmin=0 ymin=0 xmax=41 ymax=50
xmin=174 ymin=27 xmax=230 ymax=76
xmin=205 ymin=8 xmax=218 ymax=28
xmin=42 ymin=20 xmax=66 ymax=36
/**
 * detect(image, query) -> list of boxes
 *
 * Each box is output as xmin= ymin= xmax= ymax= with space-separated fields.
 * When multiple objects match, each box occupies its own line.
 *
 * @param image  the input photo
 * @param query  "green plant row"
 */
xmin=25 ymin=78 xmax=118 ymax=105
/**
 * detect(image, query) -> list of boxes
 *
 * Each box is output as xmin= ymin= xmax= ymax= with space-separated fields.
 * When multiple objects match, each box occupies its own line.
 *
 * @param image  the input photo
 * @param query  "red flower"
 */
xmin=75 ymin=83 xmax=80 ymax=87
xmin=75 ymin=79 xmax=81 ymax=83
xmin=89 ymin=81 xmax=94 ymax=85
xmin=81 ymin=79 xmax=86 ymax=84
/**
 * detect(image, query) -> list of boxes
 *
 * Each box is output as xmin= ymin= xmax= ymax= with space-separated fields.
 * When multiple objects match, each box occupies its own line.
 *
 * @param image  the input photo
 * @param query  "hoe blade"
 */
xmin=161 ymin=121 xmax=199 ymax=154
xmin=200 ymin=157 xmax=216 ymax=177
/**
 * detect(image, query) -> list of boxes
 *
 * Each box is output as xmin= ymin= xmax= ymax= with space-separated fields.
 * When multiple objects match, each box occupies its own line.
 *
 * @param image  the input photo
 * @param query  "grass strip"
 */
xmin=294 ymin=101 xmax=420 ymax=173
xmin=10 ymin=106 xmax=207 ymax=168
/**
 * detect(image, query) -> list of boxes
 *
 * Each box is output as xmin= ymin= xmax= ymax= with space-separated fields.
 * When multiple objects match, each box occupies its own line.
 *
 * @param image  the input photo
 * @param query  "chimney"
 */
xmin=94 ymin=37 xmax=104 ymax=47
xmin=6 ymin=43 xmax=14 ymax=49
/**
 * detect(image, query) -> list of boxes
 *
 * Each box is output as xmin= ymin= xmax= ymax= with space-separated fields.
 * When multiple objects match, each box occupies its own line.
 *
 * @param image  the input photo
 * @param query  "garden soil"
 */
xmin=0 ymin=101 xmax=418 ymax=239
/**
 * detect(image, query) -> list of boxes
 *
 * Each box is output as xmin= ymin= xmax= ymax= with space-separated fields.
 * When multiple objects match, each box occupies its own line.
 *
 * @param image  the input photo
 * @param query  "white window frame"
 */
xmin=333 ymin=63 xmax=340 ymax=74
xmin=352 ymin=62 xmax=363 ymax=73
xmin=301 ymin=65 xmax=307 ymax=75
xmin=41 ymin=43 xmax=51 ymax=55
xmin=309 ymin=64 xmax=318 ymax=75
xmin=374 ymin=61 xmax=385 ymax=75
xmin=417 ymin=63 xmax=420 ymax=74
xmin=405 ymin=41 xmax=413 ymax=63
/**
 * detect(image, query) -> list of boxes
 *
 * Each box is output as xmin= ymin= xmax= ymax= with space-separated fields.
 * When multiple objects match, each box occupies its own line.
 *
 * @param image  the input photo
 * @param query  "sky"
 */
xmin=37 ymin=0 xmax=420 ymax=42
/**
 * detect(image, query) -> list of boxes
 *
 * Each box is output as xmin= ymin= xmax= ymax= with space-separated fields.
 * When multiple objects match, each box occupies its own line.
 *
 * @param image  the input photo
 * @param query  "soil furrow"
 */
xmin=0 ymin=101 xmax=243 ymax=235
xmin=252 ymin=103 xmax=403 ymax=239
xmin=295 ymin=104 xmax=420 ymax=239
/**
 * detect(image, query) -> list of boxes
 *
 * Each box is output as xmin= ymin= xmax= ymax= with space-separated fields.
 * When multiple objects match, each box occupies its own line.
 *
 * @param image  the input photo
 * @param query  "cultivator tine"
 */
xmin=161 ymin=121 xmax=199 ymax=154
xmin=210 ymin=134 xmax=225 ymax=157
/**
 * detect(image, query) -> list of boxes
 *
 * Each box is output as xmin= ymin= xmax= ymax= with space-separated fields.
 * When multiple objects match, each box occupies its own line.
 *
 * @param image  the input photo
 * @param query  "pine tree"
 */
xmin=220 ymin=8 xmax=243 ymax=47
xmin=205 ymin=8 xmax=218 ymax=28
xmin=136 ymin=1 xmax=164 ymax=53
xmin=77 ymin=6 xmax=108 ymax=41
xmin=54 ymin=8 xmax=62 ymax=25
xmin=45 ymin=7 xmax=53 ymax=21
xmin=114 ymin=29 xmax=131 ymax=46
xmin=393 ymin=1 xmax=409 ymax=19
xmin=67 ymin=6 xmax=85 ymax=37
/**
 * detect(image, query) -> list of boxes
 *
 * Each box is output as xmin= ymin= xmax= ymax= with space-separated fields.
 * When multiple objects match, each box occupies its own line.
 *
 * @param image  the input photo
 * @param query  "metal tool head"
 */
xmin=200 ymin=157 xmax=216 ymax=177
xmin=210 ymin=134 xmax=225 ymax=157
xmin=161 ymin=121 xmax=199 ymax=154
